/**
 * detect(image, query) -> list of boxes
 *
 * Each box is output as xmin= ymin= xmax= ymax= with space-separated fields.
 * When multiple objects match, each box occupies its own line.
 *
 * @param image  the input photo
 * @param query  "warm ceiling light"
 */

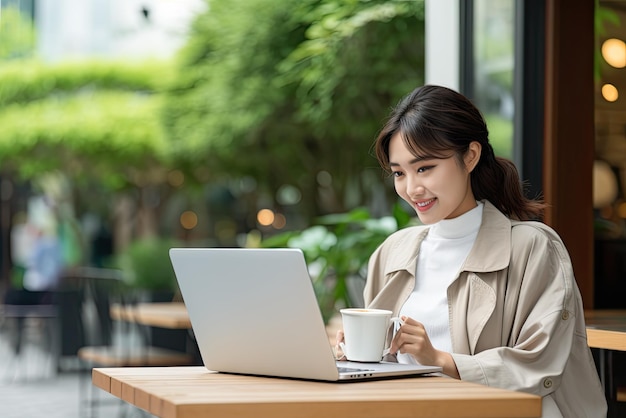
xmin=602 ymin=83 xmax=619 ymax=102
xmin=602 ymin=38 xmax=626 ymax=68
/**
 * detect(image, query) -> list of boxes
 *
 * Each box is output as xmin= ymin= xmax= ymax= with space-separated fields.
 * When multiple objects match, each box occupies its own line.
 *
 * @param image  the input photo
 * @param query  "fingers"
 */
xmin=400 ymin=315 xmax=419 ymax=326
xmin=395 ymin=316 xmax=424 ymax=339
xmin=390 ymin=316 xmax=427 ymax=355
xmin=390 ymin=316 xmax=409 ymax=353
xmin=334 ymin=330 xmax=346 ymax=360
xmin=388 ymin=317 xmax=447 ymax=367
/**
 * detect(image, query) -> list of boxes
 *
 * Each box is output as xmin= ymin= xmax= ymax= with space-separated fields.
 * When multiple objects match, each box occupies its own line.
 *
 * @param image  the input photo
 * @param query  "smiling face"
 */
xmin=388 ymin=132 xmax=481 ymax=224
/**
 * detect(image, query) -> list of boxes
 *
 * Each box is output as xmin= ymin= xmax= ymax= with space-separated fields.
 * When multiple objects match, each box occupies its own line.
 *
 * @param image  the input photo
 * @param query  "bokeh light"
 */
xmin=180 ymin=210 xmax=198 ymax=230
xmin=618 ymin=202 xmax=626 ymax=219
xmin=272 ymin=213 xmax=287 ymax=229
xmin=257 ymin=209 xmax=275 ymax=226
xmin=276 ymin=185 xmax=301 ymax=205
xmin=317 ymin=170 xmax=332 ymax=187
xmin=602 ymin=38 xmax=626 ymax=68
xmin=602 ymin=84 xmax=619 ymax=102
xmin=168 ymin=170 xmax=185 ymax=187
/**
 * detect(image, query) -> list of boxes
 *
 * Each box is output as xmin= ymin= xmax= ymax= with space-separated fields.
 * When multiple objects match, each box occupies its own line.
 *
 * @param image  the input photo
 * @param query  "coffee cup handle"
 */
xmin=391 ymin=316 xmax=404 ymax=328
xmin=390 ymin=316 xmax=404 ymax=341
xmin=382 ymin=317 xmax=405 ymax=357
xmin=338 ymin=341 xmax=348 ymax=359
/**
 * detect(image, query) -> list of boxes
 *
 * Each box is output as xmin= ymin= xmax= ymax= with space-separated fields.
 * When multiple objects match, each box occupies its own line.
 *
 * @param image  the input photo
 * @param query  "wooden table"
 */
xmin=92 ymin=366 xmax=541 ymax=418
xmin=108 ymin=305 xmax=626 ymax=400
xmin=585 ymin=310 xmax=626 ymax=403
xmin=585 ymin=310 xmax=626 ymax=351
xmin=111 ymin=303 xmax=343 ymax=346
xmin=109 ymin=302 xmax=198 ymax=364
xmin=110 ymin=302 xmax=191 ymax=329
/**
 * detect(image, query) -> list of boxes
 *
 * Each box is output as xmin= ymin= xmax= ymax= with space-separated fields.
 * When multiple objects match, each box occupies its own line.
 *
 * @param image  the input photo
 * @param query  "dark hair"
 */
xmin=374 ymin=85 xmax=544 ymax=221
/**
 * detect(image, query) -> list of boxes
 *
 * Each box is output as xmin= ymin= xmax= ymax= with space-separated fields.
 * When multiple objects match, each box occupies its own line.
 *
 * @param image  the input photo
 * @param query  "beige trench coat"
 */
xmin=364 ymin=201 xmax=607 ymax=417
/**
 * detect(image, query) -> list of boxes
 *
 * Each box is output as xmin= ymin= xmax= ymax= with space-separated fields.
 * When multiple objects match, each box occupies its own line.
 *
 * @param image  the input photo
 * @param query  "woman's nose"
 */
xmin=406 ymin=176 xmax=425 ymax=197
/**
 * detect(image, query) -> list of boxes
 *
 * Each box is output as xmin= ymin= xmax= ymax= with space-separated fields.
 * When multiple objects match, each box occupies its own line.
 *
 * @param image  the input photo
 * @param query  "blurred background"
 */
xmin=0 ymin=0 xmax=520 ymax=319
xmin=0 ymin=0 xmax=624 ymax=416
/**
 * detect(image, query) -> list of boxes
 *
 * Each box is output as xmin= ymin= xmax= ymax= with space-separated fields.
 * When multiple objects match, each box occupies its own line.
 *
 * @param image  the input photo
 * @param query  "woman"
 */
xmin=365 ymin=85 xmax=606 ymax=417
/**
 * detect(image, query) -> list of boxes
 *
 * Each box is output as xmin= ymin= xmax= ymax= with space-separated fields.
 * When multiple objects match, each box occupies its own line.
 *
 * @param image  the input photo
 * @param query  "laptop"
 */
xmin=169 ymin=247 xmax=442 ymax=381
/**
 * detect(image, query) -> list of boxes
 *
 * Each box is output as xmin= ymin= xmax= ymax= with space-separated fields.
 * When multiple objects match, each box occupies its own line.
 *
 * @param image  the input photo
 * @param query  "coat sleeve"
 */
xmin=450 ymin=224 xmax=579 ymax=397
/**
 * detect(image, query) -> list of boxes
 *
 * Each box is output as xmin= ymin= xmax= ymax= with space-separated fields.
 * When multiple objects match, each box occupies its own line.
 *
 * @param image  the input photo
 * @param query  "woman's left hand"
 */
xmin=389 ymin=316 xmax=438 ymax=364
xmin=389 ymin=316 xmax=460 ymax=379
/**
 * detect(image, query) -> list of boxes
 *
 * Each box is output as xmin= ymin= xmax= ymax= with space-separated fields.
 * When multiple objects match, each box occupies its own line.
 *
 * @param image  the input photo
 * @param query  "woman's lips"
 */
xmin=415 ymin=198 xmax=436 ymax=212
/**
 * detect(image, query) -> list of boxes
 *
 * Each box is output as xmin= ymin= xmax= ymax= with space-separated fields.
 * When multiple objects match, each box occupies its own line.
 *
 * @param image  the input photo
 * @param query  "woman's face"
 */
xmin=388 ymin=132 xmax=480 ymax=224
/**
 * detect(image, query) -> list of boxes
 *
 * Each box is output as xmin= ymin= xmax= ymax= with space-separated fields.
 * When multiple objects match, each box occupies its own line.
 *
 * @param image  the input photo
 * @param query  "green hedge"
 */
xmin=0 ymin=59 xmax=172 ymax=106
xmin=0 ymin=59 xmax=174 ymax=188
xmin=0 ymin=91 xmax=168 ymax=188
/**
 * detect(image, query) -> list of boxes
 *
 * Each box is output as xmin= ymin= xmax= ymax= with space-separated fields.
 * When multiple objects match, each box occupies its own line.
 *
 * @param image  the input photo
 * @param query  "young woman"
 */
xmin=365 ymin=85 xmax=606 ymax=417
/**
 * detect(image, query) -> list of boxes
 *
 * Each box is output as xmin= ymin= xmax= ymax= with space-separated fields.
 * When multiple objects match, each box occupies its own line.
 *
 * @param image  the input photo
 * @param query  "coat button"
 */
xmin=561 ymin=310 xmax=570 ymax=320
xmin=543 ymin=378 xmax=553 ymax=389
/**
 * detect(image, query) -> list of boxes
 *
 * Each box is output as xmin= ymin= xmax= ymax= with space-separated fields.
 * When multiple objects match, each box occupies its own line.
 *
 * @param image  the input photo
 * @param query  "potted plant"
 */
xmin=114 ymin=236 xmax=187 ymax=352
xmin=115 ymin=237 xmax=181 ymax=300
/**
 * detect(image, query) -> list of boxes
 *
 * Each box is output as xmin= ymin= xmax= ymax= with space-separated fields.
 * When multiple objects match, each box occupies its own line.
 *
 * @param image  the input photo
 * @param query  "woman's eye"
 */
xmin=417 ymin=165 xmax=433 ymax=173
xmin=392 ymin=171 xmax=403 ymax=178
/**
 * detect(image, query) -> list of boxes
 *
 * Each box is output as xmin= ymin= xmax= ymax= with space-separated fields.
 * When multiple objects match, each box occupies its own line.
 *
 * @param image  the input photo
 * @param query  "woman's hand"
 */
xmin=390 ymin=316 xmax=460 ymax=379
xmin=334 ymin=329 xmax=346 ymax=360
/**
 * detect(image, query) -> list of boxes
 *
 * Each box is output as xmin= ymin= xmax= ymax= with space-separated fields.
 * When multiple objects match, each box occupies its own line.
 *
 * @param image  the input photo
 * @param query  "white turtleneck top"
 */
xmin=397 ymin=201 xmax=483 ymax=364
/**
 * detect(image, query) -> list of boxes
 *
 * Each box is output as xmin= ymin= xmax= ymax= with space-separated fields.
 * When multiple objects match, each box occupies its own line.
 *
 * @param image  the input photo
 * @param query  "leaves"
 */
xmin=0 ymin=59 xmax=172 ymax=189
xmin=165 ymin=0 xmax=426 ymax=219
xmin=278 ymin=0 xmax=424 ymax=125
xmin=595 ymin=0 xmax=621 ymax=83
xmin=115 ymin=237 xmax=182 ymax=291
xmin=262 ymin=203 xmax=416 ymax=323
xmin=0 ymin=59 xmax=171 ymax=106
xmin=0 ymin=6 xmax=36 ymax=59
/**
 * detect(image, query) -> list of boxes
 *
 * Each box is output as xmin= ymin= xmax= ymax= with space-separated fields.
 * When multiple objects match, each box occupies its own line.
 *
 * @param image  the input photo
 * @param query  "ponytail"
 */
xmin=471 ymin=143 xmax=545 ymax=220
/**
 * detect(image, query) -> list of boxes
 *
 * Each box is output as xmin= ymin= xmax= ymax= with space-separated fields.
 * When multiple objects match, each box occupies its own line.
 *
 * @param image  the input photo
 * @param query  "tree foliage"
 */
xmin=0 ymin=6 xmax=36 ymax=59
xmin=164 ymin=0 xmax=425 ymax=222
xmin=0 ymin=0 xmax=426 ymax=241
xmin=0 ymin=59 xmax=173 ymax=190
xmin=0 ymin=59 xmax=169 ymax=106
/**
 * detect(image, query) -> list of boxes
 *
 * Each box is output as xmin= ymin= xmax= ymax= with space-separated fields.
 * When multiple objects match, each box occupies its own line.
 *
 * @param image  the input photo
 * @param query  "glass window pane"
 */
xmin=472 ymin=0 xmax=515 ymax=159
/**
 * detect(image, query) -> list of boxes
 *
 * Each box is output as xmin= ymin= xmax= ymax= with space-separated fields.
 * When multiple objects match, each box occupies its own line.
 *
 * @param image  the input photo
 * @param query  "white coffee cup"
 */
xmin=339 ymin=308 xmax=399 ymax=362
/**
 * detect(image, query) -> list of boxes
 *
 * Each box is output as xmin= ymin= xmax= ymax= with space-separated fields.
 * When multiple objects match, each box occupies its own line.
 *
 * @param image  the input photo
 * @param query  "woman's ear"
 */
xmin=464 ymin=141 xmax=482 ymax=172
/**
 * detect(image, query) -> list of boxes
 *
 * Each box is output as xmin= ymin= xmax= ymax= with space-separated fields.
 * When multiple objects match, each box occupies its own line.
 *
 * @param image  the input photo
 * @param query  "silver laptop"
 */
xmin=169 ymin=247 xmax=442 ymax=381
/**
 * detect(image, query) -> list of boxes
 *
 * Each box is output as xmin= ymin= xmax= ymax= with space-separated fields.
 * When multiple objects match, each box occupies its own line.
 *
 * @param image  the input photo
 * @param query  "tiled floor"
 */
xmin=0 ymin=316 xmax=154 ymax=418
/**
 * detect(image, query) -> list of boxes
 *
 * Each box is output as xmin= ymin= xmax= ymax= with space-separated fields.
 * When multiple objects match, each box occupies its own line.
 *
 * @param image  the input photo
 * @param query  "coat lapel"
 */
xmin=450 ymin=201 xmax=511 ymax=354
xmin=465 ymin=273 xmax=497 ymax=353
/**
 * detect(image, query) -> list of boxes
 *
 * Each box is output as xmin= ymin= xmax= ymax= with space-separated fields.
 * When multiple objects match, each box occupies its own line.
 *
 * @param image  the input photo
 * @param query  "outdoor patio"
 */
xmin=0 ymin=314 xmax=154 ymax=418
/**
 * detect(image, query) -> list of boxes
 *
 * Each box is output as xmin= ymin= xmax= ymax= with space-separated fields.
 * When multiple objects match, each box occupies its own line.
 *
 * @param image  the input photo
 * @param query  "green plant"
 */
xmin=116 ymin=237 xmax=181 ymax=292
xmin=595 ymin=0 xmax=621 ymax=84
xmin=484 ymin=114 xmax=513 ymax=159
xmin=262 ymin=203 xmax=414 ymax=323
xmin=0 ymin=59 xmax=172 ymax=189
xmin=0 ymin=59 xmax=171 ymax=106
xmin=0 ymin=6 xmax=36 ymax=59
xmin=164 ymin=0 xmax=425 ymax=221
